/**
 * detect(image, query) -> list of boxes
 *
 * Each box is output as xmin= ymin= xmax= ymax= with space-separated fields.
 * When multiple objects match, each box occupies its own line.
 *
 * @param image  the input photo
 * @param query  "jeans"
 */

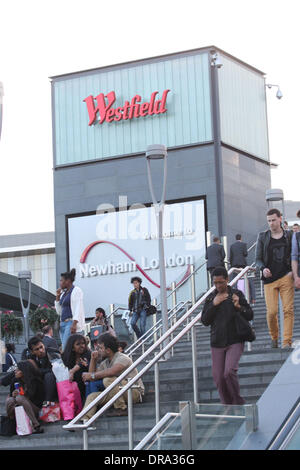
xmin=264 ymin=273 xmax=295 ymax=346
xmin=60 ymin=320 xmax=73 ymax=350
xmin=85 ymin=380 xmax=105 ymax=398
xmin=211 ymin=342 xmax=245 ymax=405
xmin=131 ymin=309 xmax=147 ymax=339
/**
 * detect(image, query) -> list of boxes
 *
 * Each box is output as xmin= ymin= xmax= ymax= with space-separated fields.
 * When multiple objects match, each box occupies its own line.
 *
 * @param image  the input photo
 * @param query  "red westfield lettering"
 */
xmin=83 ymin=89 xmax=170 ymax=125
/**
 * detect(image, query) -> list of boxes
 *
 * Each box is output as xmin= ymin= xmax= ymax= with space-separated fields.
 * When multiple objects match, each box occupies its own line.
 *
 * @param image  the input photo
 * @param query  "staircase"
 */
xmin=0 ymin=278 xmax=299 ymax=450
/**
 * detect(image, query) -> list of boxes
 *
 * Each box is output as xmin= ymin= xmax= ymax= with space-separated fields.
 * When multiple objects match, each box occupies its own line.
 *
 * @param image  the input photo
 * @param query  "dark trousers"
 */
xmin=211 ymin=342 xmax=245 ymax=405
xmin=43 ymin=371 xmax=58 ymax=402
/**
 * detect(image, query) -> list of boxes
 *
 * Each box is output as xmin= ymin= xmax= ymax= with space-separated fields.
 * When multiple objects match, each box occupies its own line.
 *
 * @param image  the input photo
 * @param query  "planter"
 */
xmin=28 ymin=305 xmax=59 ymax=333
xmin=0 ymin=310 xmax=24 ymax=341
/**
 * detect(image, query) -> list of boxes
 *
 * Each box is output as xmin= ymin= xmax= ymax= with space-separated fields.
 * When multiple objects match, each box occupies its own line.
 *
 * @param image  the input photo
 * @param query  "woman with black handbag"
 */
xmin=201 ymin=267 xmax=254 ymax=405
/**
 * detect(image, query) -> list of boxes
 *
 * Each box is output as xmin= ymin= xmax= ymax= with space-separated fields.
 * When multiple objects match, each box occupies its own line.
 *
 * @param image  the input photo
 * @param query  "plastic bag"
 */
xmin=39 ymin=403 xmax=61 ymax=423
xmin=15 ymin=406 xmax=33 ymax=436
xmin=51 ymin=359 xmax=69 ymax=383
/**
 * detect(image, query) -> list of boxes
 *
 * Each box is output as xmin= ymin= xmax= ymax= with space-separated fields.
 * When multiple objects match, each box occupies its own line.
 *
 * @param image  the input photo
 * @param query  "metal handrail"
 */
xmin=63 ymin=266 xmax=254 ymax=441
xmin=153 ymin=259 xmax=207 ymax=309
xmin=126 ymin=300 xmax=190 ymax=357
xmin=125 ymin=259 xmax=207 ymax=354
xmin=135 ymin=412 xmax=180 ymax=450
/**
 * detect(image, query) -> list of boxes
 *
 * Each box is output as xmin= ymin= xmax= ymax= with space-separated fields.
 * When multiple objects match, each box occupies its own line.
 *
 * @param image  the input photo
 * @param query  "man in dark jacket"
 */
xmin=255 ymin=208 xmax=294 ymax=349
xmin=28 ymin=336 xmax=59 ymax=404
xmin=201 ymin=267 xmax=253 ymax=405
xmin=128 ymin=277 xmax=151 ymax=339
xmin=42 ymin=325 xmax=59 ymax=350
xmin=206 ymin=237 xmax=226 ymax=283
xmin=230 ymin=234 xmax=248 ymax=268
xmin=229 ymin=234 xmax=256 ymax=305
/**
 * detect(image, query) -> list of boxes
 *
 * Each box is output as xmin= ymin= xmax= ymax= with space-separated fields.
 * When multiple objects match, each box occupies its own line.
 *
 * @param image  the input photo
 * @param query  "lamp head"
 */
xmin=18 ymin=270 xmax=32 ymax=281
xmin=146 ymin=144 xmax=167 ymax=160
xmin=276 ymin=88 xmax=283 ymax=100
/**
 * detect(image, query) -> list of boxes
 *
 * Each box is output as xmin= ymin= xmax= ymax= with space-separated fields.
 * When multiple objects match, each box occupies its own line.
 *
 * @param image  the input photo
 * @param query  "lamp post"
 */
xmin=146 ymin=144 xmax=169 ymax=353
xmin=0 ymin=81 xmax=4 ymax=141
xmin=18 ymin=271 xmax=32 ymax=345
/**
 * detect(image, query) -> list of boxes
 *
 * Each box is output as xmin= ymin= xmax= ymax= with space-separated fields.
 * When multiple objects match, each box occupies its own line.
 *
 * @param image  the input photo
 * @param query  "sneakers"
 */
xmin=282 ymin=344 xmax=292 ymax=350
xmin=271 ymin=339 xmax=278 ymax=348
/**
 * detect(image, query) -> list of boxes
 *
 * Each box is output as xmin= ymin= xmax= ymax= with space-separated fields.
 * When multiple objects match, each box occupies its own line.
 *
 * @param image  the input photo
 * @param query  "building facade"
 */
xmin=51 ymin=46 xmax=272 ymax=299
xmin=0 ymin=232 xmax=56 ymax=294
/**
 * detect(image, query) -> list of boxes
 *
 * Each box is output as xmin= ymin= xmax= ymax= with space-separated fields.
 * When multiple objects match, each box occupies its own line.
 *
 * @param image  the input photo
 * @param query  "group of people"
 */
xmin=202 ymin=207 xmax=300 ymax=406
xmin=1 ymin=208 xmax=300 ymax=432
xmin=0 ymin=325 xmax=144 ymax=433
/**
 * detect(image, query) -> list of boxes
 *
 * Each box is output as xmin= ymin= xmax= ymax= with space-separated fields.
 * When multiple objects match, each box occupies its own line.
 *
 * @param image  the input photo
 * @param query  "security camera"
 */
xmin=276 ymin=88 xmax=283 ymax=100
xmin=210 ymin=53 xmax=223 ymax=69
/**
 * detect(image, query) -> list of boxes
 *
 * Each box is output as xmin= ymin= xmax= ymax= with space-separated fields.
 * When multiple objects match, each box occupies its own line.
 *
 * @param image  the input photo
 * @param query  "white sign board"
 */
xmin=68 ymin=199 xmax=206 ymax=316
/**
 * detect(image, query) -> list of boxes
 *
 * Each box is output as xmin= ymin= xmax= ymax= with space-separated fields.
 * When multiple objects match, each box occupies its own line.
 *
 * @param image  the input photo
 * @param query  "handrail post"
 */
xmin=154 ymin=353 xmax=160 ymax=424
xmin=128 ymin=387 xmax=133 ymax=450
xmin=190 ymin=264 xmax=196 ymax=305
xmin=171 ymin=281 xmax=176 ymax=309
xmin=191 ymin=324 xmax=198 ymax=403
xmin=83 ymin=428 xmax=88 ymax=450
xmin=109 ymin=304 xmax=115 ymax=330
xmin=278 ymin=297 xmax=284 ymax=348
xmin=171 ymin=282 xmax=176 ymax=355
xmin=244 ymin=275 xmax=252 ymax=352
xmin=153 ymin=298 xmax=158 ymax=343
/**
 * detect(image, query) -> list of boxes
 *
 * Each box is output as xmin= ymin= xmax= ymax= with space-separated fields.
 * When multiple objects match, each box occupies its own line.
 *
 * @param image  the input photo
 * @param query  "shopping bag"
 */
xmin=15 ymin=406 xmax=33 ymax=436
xmin=237 ymin=279 xmax=245 ymax=295
xmin=56 ymin=380 xmax=82 ymax=421
xmin=51 ymin=359 xmax=70 ymax=383
xmin=39 ymin=403 xmax=61 ymax=423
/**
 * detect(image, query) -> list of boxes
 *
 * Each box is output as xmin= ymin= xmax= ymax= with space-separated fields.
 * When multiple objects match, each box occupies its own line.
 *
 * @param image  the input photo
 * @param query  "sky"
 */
xmin=0 ymin=0 xmax=299 ymax=236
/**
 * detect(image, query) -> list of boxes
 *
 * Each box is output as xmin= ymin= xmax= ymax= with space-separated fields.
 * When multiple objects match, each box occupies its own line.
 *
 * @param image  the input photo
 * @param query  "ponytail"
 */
xmin=61 ymin=268 xmax=76 ymax=283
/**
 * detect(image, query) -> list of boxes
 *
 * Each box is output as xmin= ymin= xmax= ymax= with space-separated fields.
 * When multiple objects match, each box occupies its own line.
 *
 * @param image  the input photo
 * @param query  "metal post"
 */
xmin=83 ymin=428 xmax=88 ymax=450
xmin=109 ymin=303 xmax=115 ymax=330
xmin=171 ymin=281 xmax=176 ymax=356
xmin=146 ymin=145 xmax=169 ymax=358
xmin=171 ymin=281 xmax=176 ymax=309
xmin=191 ymin=326 xmax=198 ymax=403
xmin=18 ymin=271 xmax=32 ymax=346
xmin=279 ymin=297 xmax=284 ymax=347
xmin=154 ymin=354 xmax=160 ymax=424
xmin=128 ymin=387 xmax=133 ymax=450
xmin=190 ymin=265 xmax=196 ymax=305
xmin=244 ymin=275 xmax=252 ymax=352
xmin=153 ymin=298 xmax=157 ymax=343
xmin=223 ymin=235 xmax=228 ymax=266
xmin=179 ymin=401 xmax=197 ymax=450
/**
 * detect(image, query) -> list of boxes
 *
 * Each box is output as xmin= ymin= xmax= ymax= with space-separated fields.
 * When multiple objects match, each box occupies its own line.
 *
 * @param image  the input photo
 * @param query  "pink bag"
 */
xmin=15 ymin=406 xmax=33 ymax=435
xmin=56 ymin=380 xmax=82 ymax=421
xmin=39 ymin=403 xmax=61 ymax=423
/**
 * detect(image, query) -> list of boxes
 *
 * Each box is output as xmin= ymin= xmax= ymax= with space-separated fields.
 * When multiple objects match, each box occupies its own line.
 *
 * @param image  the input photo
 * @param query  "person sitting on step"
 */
xmin=82 ymin=333 xmax=144 ymax=419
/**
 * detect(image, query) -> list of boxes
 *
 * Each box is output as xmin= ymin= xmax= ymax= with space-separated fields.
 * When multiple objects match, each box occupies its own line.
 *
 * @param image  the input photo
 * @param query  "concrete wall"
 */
xmin=221 ymin=146 xmax=271 ymax=249
xmin=53 ymin=143 xmax=218 ymax=280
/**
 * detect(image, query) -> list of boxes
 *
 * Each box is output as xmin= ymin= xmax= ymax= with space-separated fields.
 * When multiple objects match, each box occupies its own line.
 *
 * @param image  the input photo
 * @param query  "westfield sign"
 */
xmin=83 ymin=89 xmax=170 ymax=126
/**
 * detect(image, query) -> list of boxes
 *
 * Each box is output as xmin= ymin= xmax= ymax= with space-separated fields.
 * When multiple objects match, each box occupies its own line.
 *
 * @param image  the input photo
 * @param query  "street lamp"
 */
xmin=146 ymin=144 xmax=169 ymax=353
xmin=18 ymin=270 xmax=32 ymax=345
